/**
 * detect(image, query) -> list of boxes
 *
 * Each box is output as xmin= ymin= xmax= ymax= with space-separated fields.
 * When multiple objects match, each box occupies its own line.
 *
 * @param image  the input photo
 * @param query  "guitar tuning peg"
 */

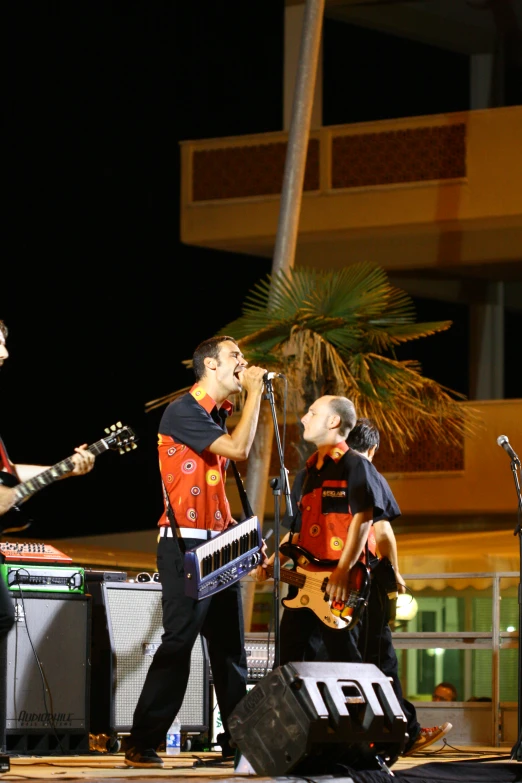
xmin=116 ymin=421 xmax=122 ymax=428
xmin=104 ymin=428 xmax=110 ymax=435
xmin=119 ymin=448 xmax=124 ymax=455
xmin=132 ymin=443 xmax=137 ymax=449
xmin=110 ymin=424 xmax=116 ymax=432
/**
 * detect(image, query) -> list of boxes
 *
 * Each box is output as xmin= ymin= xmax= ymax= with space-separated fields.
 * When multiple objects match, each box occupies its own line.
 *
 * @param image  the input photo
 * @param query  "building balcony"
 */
xmin=180 ymin=105 xmax=522 ymax=281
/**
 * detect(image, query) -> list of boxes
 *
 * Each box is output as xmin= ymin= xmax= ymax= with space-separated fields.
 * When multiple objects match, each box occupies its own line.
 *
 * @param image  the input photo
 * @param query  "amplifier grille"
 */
xmin=89 ymin=582 xmax=208 ymax=734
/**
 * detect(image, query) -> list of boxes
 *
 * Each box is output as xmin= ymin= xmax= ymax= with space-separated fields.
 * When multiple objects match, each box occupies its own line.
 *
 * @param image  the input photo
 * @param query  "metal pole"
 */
xmin=243 ymin=0 xmax=325 ymax=631
xmin=271 ymin=0 xmax=325 ymax=280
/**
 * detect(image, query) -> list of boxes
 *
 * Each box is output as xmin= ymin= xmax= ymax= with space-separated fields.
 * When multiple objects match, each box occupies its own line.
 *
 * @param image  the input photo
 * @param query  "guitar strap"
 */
xmin=229 ymin=461 xmax=254 ymax=519
xmin=160 ymin=477 xmax=185 ymax=571
xmin=0 ymin=434 xmax=18 ymax=478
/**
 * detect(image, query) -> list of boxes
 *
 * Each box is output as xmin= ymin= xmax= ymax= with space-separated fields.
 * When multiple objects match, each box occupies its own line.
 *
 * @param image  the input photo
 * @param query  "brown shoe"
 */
xmin=403 ymin=722 xmax=453 ymax=756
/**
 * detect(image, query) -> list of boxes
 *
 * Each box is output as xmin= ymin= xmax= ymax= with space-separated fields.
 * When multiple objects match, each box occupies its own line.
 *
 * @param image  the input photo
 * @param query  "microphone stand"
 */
xmin=509 ymin=455 xmax=522 ymax=761
xmin=263 ymin=376 xmax=293 ymax=670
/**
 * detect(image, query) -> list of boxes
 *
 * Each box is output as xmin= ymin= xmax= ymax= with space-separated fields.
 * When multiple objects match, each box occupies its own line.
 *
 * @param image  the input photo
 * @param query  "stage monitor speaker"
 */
xmin=0 ymin=592 xmax=90 ymax=755
xmin=228 ymin=661 xmax=407 ymax=776
xmin=88 ymin=580 xmax=209 ymax=738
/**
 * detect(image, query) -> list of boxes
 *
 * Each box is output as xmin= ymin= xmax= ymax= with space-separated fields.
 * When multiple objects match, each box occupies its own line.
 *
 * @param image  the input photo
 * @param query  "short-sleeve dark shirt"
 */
xmin=283 ymin=441 xmax=385 ymax=562
xmin=373 ymin=472 xmax=401 ymax=523
xmin=157 ymin=384 xmax=235 ymax=532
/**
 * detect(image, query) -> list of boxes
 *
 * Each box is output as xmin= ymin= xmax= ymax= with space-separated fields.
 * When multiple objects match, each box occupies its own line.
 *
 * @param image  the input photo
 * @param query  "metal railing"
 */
xmin=393 ymin=571 xmax=519 ymax=746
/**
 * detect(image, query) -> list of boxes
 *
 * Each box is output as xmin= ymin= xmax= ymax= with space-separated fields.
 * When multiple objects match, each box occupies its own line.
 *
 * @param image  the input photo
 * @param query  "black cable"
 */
xmin=12 ymin=573 xmax=65 ymax=754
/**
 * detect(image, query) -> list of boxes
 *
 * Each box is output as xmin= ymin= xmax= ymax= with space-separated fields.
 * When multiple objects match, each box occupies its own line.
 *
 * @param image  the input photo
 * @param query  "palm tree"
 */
xmin=146 ymin=263 xmax=481 ymax=455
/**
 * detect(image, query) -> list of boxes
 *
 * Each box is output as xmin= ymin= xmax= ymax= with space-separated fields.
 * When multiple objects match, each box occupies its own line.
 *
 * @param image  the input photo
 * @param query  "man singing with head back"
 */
xmin=125 ymin=336 xmax=267 ymax=768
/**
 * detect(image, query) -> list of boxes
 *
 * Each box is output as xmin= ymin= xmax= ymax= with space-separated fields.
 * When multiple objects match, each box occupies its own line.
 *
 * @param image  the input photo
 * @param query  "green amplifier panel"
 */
xmin=0 ymin=563 xmax=85 ymax=594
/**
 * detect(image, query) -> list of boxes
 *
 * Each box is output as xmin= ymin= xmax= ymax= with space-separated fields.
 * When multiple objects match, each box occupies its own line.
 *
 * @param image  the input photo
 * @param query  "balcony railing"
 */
xmin=393 ymin=570 xmax=519 ymax=747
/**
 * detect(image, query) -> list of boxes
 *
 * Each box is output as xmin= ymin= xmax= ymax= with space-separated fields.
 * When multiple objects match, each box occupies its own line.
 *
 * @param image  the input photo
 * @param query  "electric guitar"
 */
xmin=0 ymin=422 xmax=138 ymax=535
xmin=266 ymin=541 xmax=371 ymax=630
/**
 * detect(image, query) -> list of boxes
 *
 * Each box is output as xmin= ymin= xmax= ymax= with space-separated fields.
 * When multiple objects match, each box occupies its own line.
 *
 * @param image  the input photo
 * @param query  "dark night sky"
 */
xmin=0 ymin=2 xmax=486 ymax=540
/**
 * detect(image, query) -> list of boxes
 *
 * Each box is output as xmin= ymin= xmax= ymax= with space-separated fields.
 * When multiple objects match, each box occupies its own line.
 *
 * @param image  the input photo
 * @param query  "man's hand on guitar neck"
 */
xmin=69 ymin=444 xmax=96 ymax=476
xmin=15 ymin=443 xmax=95 ymax=483
xmin=253 ymin=531 xmax=295 ymax=581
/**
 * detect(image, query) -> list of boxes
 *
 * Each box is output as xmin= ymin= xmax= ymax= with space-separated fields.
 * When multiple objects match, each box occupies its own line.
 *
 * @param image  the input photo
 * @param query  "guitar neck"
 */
xmin=265 ymin=563 xmax=306 ymax=589
xmin=13 ymin=438 xmax=109 ymax=506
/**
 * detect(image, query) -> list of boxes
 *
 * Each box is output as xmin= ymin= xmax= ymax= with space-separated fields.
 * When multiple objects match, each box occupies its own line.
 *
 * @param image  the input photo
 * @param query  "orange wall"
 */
xmin=226 ymin=400 xmax=522 ymax=518
xmin=180 ymin=106 xmax=522 ymax=271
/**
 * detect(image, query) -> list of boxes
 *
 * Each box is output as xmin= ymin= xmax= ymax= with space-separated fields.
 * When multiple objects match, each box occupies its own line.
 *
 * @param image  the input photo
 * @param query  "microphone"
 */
xmin=263 ymin=372 xmax=285 ymax=382
xmin=497 ymin=435 xmax=521 ymax=465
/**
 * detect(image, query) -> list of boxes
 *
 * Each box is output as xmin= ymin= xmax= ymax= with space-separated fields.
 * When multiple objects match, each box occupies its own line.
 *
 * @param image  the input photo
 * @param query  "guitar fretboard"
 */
xmin=266 ymin=564 xmax=306 ymax=589
xmin=13 ymin=438 xmax=110 ymax=505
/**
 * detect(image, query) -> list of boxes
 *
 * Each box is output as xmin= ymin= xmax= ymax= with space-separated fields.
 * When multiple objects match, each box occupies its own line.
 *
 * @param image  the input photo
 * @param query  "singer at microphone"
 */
xmin=497 ymin=435 xmax=521 ymax=466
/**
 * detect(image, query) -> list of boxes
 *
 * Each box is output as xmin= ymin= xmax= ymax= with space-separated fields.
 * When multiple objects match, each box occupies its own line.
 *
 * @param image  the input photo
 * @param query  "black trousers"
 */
xmin=279 ymin=603 xmax=362 ymax=665
xmin=129 ymin=536 xmax=248 ymax=750
xmin=357 ymin=580 xmax=421 ymax=747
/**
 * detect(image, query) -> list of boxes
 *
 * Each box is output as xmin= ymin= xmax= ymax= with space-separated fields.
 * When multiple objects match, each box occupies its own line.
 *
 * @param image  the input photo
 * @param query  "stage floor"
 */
xmin=1 ymin=742 xmax=520 ymax=782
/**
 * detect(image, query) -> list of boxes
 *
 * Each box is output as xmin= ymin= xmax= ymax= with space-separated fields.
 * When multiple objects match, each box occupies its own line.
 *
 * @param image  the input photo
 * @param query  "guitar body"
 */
xmin=278 ymin=541 xmax=370 ymax=631
xmin=0 ymin=471 xmax=33 ymax=534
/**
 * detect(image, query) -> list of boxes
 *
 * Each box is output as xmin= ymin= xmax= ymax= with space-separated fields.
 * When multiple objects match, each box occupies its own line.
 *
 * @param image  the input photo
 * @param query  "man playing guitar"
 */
xmin=348 ymin=418 xmax=452 ymax=756
xmin=0 ymin=318 xmax=96 ymax=639
xmin=257 ymin=395 xmax=385 ymax=666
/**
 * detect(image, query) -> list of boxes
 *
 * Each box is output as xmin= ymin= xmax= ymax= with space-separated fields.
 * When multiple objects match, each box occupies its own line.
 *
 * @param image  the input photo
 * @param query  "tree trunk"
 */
xmin=241 ymin=0 xmax=325 ymax=631
xmin=241 ymin=404 xmax=274 ymax=627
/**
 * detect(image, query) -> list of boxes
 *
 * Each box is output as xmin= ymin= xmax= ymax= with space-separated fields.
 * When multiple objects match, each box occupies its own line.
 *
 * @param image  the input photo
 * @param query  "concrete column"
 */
xmin=470 ymin=53 xmax=494 ymax=109
xmin=469 ymin=281 xmax=504 ymax=400
xmin=284 ymin=3 xmax=323 ymax=131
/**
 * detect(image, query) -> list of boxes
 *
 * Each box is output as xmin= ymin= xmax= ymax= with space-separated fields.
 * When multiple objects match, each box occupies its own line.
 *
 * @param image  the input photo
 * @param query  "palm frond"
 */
xmin=144 ymin=262 xmax=483 ymax=455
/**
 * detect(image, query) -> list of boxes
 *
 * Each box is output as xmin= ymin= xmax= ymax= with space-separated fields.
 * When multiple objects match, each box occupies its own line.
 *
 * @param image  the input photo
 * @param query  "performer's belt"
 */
xmin=159 ymin=526 xmax=221 ymax=541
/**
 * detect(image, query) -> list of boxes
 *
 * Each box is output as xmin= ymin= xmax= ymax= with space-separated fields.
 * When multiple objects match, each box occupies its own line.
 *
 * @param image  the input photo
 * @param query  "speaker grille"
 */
xmin=6 ymin=594 xmax=89 ymax=730
xmin=98 ymin=583 xmax=208 ymax=733
xmin=0 ymin=593 xmax=90 ymax=754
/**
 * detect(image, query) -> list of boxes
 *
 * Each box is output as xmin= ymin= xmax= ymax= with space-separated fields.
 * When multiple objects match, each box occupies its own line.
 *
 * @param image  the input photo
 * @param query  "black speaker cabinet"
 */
xmin=88 ymin=580 xmax=209 ymax=740
xmin=0 ymin=592 xmax=90 ymax=755
xmin=228 ymin=661 xmax=408 ymax=776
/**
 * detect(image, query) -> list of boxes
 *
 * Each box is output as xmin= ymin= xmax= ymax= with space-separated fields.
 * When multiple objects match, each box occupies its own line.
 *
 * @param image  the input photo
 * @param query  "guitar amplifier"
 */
xmin=0 ymin=563 xmax=85 ymax=594
xmin=87 ymin=581 xmax=209 ymax=738
xmin=0 ymin=592 xmax=90 ymax=754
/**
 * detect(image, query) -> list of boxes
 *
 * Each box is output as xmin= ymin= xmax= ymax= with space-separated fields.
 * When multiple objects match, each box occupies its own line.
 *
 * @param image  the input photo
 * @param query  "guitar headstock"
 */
xmin=104 ymin=422 xmax=138 ymax=454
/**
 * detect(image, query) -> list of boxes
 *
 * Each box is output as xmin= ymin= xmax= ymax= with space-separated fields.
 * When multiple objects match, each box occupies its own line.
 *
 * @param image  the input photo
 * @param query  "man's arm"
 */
xmin=326 ymin=508 xmax=373 ymax=602
xmin=14 ymin=444 xmax=95 ymax=482
xmin=255 ymin=531 xmax=299 ymax=581
xmin=208 ymin=367 xmax=266 ymax=460
xmin=373 ymin=519 xmax=406 ymax=594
